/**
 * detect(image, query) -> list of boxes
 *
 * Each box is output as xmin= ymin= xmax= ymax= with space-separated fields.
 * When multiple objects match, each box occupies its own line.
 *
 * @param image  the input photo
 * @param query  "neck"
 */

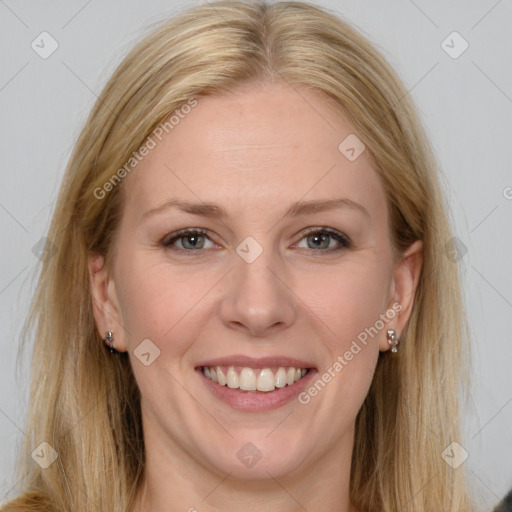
xmin=133 ymin=469 xmax=358 ymax=512
xmin=131 ymin=423 xmax=360 ymax=512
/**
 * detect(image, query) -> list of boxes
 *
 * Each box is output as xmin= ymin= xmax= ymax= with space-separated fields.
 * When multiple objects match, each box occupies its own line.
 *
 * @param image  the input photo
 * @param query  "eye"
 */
xmin=162 ymin=227 xmax=351 ymax=254
xmin=295 ymin=227 xmax=351 ymax=252
xmin=162 ymin=228 xmax=215 ymax=251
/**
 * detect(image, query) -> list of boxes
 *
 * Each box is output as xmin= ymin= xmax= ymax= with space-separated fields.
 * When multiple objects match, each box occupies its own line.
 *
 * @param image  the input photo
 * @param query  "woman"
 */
xmin=3 ymin=1 xmax=475 ymax=511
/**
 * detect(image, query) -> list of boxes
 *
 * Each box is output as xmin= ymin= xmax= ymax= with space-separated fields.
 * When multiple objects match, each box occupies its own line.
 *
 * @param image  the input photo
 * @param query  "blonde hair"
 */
xmin=3 ymin=1 xmax=474 ymax=511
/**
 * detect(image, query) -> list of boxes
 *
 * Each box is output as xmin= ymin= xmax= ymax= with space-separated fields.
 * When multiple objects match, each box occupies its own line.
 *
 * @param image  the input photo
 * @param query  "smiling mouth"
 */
xmin=198 ymin=365 xmax=311 ymax=392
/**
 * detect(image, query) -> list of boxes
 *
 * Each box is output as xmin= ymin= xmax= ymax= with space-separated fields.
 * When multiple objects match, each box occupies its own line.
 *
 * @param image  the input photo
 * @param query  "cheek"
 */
xmin=293 ymin=257 xmax=390 ymax=411
xmin=114 ymin=252 xmax=216 ymax=353
xmin=297 ymin=260 xmax=391 ymax=348
xmin=309 ymin=267 xmax=387 ymax=385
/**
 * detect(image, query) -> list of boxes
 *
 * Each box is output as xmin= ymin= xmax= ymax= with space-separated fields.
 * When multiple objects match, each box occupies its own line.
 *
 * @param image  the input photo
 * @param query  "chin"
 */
xmin=199 ymin=436 xmax=308 ymax=481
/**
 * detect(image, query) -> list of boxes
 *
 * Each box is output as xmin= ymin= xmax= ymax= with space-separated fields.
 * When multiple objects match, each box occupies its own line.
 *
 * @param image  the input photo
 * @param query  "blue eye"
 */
xmin=162 ymin=227 xmax=351 ymax=253
xmin=296 ymin=228 xmax=351 ymax=251
xmin=163 ymin=228 xmax=213 ymax=250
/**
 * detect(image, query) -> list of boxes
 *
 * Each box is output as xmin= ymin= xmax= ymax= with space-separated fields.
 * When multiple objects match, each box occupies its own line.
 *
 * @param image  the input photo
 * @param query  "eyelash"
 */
xmin=161 ymin=227 xmax=351 ymax=254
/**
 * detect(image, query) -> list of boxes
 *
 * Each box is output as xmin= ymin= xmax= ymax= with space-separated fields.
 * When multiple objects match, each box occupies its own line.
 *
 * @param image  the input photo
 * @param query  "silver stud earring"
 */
xmin=105 ymin=331 xmax=115 ymax=353
xmin=386 ymin=329 xmax=399 ymax=353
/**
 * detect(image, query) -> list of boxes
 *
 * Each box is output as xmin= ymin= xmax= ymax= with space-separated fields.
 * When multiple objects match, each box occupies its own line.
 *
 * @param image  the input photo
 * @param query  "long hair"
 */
xmin=3 ymin=1 xmax=474 ymax=510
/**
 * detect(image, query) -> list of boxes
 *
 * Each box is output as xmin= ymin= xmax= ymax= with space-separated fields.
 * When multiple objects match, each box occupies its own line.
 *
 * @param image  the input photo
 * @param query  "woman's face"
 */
xmin=90 ymin=81 xmax=421 ymax=482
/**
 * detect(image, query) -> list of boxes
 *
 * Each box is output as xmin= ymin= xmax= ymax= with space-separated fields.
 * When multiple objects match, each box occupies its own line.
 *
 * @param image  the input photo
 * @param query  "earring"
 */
xmin=104 ymin=331 xmax=115 ymax=353
xmin=386 ymin=329 xmax=399 ymax=353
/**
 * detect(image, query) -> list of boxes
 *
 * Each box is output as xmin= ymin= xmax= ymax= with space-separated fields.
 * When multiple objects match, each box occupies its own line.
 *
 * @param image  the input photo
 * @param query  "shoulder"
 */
xmin=493 ymin=488 xmax=512 ymax=511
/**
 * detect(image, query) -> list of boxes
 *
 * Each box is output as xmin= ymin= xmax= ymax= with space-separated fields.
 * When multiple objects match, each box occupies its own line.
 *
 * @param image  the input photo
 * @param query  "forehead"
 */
xmin=123 ymin=82 xmax=386 ymax=222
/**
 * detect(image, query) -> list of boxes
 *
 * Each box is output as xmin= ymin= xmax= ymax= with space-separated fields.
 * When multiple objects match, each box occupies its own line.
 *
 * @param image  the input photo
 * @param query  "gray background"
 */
xmin=1 ymin=0 xmax=511 ymax=510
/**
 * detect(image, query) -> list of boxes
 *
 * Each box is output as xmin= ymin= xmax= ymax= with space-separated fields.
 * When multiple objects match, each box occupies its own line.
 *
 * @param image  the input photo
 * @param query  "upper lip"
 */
xmin=196 ymin=355 xmax=316 ymax=369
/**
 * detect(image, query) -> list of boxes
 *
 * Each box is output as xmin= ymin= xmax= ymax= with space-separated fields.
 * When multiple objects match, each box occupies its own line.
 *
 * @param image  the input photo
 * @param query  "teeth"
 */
xmin=217 ymin=367 xmax=227 ymax=386
xmin=239 ymin=368 xmax=256 ymax=391
xmin=274 ymin=367 xmax=287 ymax=388
xmin=226 ymin=367 xmax=239 ymax=389
xmin=202 ymin=365 xmax=309 ymax=392
xmin=257 ymin=368 xmax=275 ymax=392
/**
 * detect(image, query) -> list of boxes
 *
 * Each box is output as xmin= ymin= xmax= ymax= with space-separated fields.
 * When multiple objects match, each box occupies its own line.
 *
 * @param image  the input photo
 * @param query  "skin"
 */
xmin=89 ymin=81 xmax=422 ymax=512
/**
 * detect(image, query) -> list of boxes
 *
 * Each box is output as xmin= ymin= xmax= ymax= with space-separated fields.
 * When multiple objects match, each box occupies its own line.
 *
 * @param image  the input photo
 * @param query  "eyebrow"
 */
xmin=140 ymin=197 xmax=370 ymax=223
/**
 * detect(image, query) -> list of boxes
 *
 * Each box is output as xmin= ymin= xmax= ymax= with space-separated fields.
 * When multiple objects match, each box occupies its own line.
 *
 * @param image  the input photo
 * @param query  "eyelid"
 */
xmin=295 ymin=226 xmax=351 ymax=250
xmin=162 ymin=226 xmax=351 ymax=253
xmin=162 ymin=227 xmax=213 ymax=248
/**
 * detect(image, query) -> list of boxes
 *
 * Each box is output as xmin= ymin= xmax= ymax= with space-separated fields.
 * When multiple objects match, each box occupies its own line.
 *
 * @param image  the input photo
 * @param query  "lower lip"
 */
xmin=196 ymin=367 xmax=317 ymax=412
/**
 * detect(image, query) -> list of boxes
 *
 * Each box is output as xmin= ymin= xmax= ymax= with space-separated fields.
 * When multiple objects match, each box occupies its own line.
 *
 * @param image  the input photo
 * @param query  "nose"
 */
xmin=219 ymin=246 xmax=297 ymax=338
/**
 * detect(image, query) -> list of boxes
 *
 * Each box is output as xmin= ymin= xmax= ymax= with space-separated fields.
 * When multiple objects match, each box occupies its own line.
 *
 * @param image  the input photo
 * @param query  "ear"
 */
xmin=379 ymin=240 xmax=423 ymax=352
xmin=88 ymin=253 xmax=128 ymax=352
